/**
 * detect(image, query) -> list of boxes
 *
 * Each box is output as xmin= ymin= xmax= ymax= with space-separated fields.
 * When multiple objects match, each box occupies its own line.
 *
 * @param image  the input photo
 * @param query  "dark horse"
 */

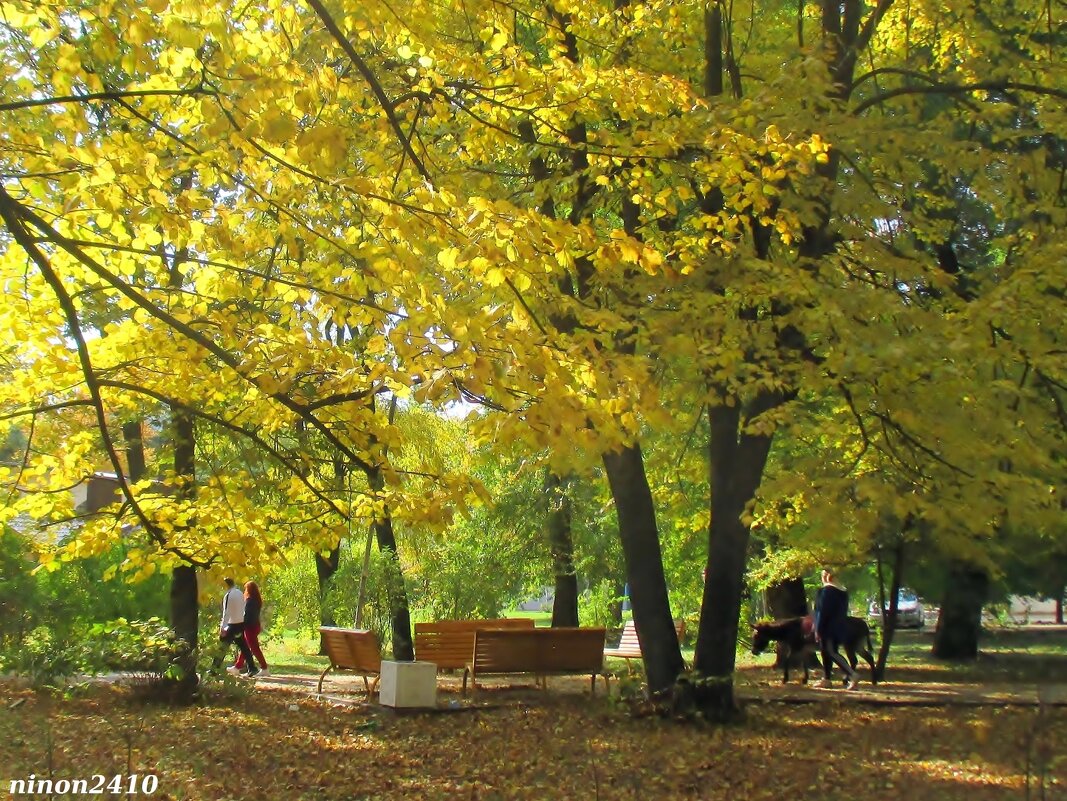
xmin=752 ymin=616 xmax=877 ymax=685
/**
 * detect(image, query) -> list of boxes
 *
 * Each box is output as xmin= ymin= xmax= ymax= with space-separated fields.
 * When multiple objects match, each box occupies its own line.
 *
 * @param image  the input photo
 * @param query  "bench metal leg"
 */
xmin=362 ymin=674 xmax=380 ymax=697
xmin=591 ymin=672 xmax=609 ymax=696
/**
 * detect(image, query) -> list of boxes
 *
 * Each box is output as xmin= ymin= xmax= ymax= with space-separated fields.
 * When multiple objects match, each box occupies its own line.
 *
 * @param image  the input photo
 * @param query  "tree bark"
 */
xmin=874 ymin=543 xmax=904 ymax=680
xmin=765 ymin=577 xmax=812 ymax=670
xmin=122 ymin=420 xmax=146 ymax=482
xmin=545 ymin=471 xmax=579 ymax=628
xmin=694 ymin=399 xmax=780 ymax=721
xmin=367 ymin=466 xmax=414 ymax=661
xmin=932 ymin=565 xmax=988 ymax=660
xmin=602 ymin=443 xmax=684 ymax=695
xmin=315 ymin=545 xmax=341 ymax=653
xmin=1057 ymin=592 xmax=1064 ymax=625
xmin=315 ymin=454 xmax=346 ymax=653
xmin=169 ymin=409 xmax=199 ymax=693
xmin=765 ymin=578 xmax=808 ymax=619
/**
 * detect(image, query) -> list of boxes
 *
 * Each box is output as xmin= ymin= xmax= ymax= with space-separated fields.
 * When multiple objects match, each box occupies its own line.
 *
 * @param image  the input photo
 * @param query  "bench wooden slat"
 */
xmin=462 ymin=627 xmax=607 ymax=698
xmin=603 ymin=619 xmax=686 ymax=662
xmin=318 ymin=627 xmax=382 ymax=695
xmin=414 ymin=618 xmax=534 ymax=670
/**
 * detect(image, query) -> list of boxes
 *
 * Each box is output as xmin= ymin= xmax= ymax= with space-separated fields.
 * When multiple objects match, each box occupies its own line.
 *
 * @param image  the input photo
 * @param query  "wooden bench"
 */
xmin=603 ymin=619 xmax=686 ymax=666
xmin=414 ymin=618 xmax=534 ymax=671
xmin=317 ymin=627 xmax=382 ymax=695
xmin=461 ymin=627 xmax=608 ymax=698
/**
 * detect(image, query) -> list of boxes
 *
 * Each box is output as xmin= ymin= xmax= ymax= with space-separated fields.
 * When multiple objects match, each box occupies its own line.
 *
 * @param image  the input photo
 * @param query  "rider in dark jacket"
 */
xmin=814 ymin=569 xmax=859 ymax=690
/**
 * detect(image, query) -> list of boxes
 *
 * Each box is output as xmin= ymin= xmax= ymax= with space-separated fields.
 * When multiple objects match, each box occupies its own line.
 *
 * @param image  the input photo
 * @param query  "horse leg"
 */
xmin=859 ymin=647 xmax=877 ymax=685
xmin=864 ymin=630 xmax=878 ymax=685
xmin=782 ymin=646 xmax=791 ymax=684
xmin=841 ymin=646 xmax=858 ymax=686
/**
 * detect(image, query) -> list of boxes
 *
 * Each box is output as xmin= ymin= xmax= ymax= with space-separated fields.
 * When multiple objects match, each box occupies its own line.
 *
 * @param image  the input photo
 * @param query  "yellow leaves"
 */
xmin=437 ymin=247 xmax=461 ymax=270
xmin=260 ymin=109 xmax=298 ymax=144
xmin=482 ymin=27 xmax=508 ymax=53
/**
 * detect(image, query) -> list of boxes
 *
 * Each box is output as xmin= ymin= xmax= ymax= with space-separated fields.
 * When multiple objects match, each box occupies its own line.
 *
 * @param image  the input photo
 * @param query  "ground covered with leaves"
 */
xmin=1 ymin=671 xmax=1064 ymax=801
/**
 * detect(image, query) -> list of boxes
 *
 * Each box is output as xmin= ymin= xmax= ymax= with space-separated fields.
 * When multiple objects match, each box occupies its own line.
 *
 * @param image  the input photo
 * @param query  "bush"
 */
xmin=83 ymin=617 xmax=186 ymax=673
xmin=579 ymin=579 xmax=625 ymax=629
xmin=0 ymin=626 xmax=89 ymax=689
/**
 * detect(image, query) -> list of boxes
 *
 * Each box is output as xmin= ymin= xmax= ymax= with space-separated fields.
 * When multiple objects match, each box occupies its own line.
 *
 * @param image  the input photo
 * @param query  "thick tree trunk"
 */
xmin=765 ymin=577 xmax=812 ymax=670
xmin=315 ymin=547 xmax=341 ymax=622
xmin=368 ymin=466 xmax=414 ymax=661
xmin=765 ymin=578 xmax=809 ymax=620
xmin=602 ymin=443 xmax=684 ymax=695
xmin=122 ymin=420 xmax=146 ymax=482
xmin=315 ymin=546 xmax=341 ymax=653
xmin=874 ymin=544 xmax=904 ymax=680
xmin=694 ymin=400 xmax=779 ymax=721
xmin=545 ymin=471 xmax=579 ymax=628
xmin=316 ymin=455 xmax=346 ymax=652
xmin=932 ymin=565 xmax=988 ymax=660
xmin=170 ymin=409 xmax=199 ymax=693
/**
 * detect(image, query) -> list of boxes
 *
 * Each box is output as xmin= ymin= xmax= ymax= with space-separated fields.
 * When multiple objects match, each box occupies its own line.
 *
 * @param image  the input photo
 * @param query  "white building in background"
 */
xmin=1006 ymin=596 xmax=1061 ymax=624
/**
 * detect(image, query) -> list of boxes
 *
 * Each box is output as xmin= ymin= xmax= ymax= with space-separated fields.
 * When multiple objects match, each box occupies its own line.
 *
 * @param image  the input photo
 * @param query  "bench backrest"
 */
xmin=471 ymin=627 xmax=606 ymax=674
xmin=319 ymin=627 xmax=382 ymax=673
xmin=415 ymin=618 xmax=534 ymax=669
xmin=614 ymin=618 xmax=686 ymax=649
xmin=537 ymin=628 xmax=607 ymax=673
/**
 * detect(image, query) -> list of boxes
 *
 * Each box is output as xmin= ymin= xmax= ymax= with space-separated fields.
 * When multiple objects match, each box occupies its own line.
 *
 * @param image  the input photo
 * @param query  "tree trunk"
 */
xmin=315 ymin=454 xmax=347 ymax=652
xmin=694 ymin=399 xmax=779 ymax=722
xmin=315 ymin=545 xmax=341 ymax=653
xmin=122 ymin=420 xmax=146 ymax=482
xmin=368 ymin=466 xmax=414 ymax=661
xmin=609 ymin=579 xmax=625 ymax=628
xmin=874 ymin=543 xmax=904 ymax=680
xmin=765 ymin=577 xmax=813 ymax=670
xmin=1057 ymin=592 xmax=1064 ymax=625
xmin=765 ymin=578 xmax=809 ymax=620
xmin=602 ymin=443 xmax=684 ymax=695
xmin=545 ymin=471 xmax=579 ymax=628
xmin=932 ymin=565 xmax=988 ymax=660
xmin=169 ymin=409 xmax=199 ymax=693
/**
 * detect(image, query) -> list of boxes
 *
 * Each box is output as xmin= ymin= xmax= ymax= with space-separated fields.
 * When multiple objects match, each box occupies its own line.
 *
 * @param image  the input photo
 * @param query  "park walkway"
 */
xmin=255 ymin=667 xmax=1067 ymax=709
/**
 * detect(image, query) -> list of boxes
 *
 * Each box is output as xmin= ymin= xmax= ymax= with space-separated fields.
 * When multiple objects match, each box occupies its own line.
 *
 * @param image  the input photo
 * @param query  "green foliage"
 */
xmin=0 ymin=626 xmax=90 ymax=689
xmin=578 ymin=579 xmax=624 ymax=629
xmin=0 ymin=526 xmax=169 ymax=650
xmin=83 ymin=617 xmax=186 ymax=674
xmin=0 ymin=526 xmax=38 ymax=646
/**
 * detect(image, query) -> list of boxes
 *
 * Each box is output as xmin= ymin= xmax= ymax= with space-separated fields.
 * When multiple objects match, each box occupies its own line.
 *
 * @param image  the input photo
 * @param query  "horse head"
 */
xmin=751 ymin=624 xmax=771 ymax=655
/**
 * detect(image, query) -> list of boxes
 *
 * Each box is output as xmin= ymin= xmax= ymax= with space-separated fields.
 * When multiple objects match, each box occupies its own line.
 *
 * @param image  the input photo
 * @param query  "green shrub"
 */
xmin=0 ymin=626 xmax=89 ymax=689
xmin=579 ymin=579 xmax=625 ymax=629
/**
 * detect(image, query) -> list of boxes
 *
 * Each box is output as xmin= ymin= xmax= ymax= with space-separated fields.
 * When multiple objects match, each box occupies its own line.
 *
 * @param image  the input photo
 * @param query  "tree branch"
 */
xmin=852 ymin=80 xmax=1067 ymax=116
xmin=304 ymin=0 xmax=434 ymax=184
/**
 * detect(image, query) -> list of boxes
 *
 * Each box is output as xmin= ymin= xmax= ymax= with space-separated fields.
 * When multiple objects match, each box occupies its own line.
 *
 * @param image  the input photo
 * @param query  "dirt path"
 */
xmin=257 ymin=667 xmax=1067 ymax=709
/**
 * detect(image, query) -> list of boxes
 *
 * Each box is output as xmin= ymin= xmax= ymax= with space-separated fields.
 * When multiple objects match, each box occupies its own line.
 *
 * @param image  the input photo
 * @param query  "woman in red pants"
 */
xmin=231 ymin=581 xmax=269 ymax=677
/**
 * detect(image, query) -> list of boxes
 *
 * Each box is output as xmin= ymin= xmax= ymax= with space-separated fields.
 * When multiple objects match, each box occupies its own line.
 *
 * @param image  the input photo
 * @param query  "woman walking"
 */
xmin=814 ymin=569 xmax=859 ymax=690
xmin=230 ymin=581 xmax=269 ymax=677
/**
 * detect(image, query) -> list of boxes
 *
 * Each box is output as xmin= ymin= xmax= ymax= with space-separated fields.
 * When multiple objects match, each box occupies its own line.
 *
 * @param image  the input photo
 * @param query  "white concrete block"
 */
xmin=378 ymin=660 xmax=437 ymax=708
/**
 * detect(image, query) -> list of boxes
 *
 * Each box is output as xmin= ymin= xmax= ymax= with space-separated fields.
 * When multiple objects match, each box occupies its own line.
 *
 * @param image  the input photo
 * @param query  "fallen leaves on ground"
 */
xmin=0 ymin=678 xmax=1064 ymax=801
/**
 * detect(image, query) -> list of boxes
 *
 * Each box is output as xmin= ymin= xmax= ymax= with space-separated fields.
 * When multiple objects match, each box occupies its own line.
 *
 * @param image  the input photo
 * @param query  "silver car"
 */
xmin=868 ymin=589 xmax=925 ymax=628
